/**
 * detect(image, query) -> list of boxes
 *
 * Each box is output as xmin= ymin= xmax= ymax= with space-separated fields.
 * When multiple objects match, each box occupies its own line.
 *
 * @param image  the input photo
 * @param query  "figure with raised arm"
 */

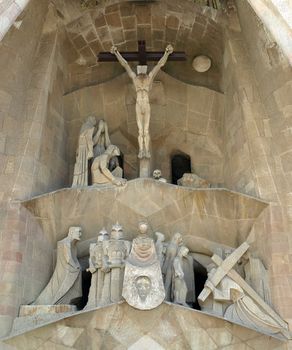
xmin=111 ymin=44 xmax=174 ymax=159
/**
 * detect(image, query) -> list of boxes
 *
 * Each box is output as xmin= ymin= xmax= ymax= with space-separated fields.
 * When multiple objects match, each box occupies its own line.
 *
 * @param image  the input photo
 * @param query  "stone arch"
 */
xmin=62 ymin=0 xmax=224 ymax=92
xmin=171 ymin=151 xmax=192 ymax=184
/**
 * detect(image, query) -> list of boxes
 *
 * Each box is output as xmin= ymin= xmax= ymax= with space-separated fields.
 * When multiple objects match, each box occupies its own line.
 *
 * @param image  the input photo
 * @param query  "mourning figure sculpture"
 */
xmin=91 ymin=145 xmax=126 ymax=186
xmin=93 ymin=119 xmax=111 ymax=157
xmin=72 ymin=117 xmax=97 ymax=187
xmin=33 ymin=227 xmax=82 ymax=306
xmin=72 ymin=118 xmax=117 ymax=187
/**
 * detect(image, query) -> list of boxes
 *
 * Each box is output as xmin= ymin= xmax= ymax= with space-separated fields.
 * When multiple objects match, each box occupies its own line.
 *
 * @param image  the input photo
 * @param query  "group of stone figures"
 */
xmin=72 ymin=44 xmax=175 ymax=186
xmin=31 ymin=224 xmax=291 ymax=338
xmin=72 ymin=118 xmax=126 ymax=188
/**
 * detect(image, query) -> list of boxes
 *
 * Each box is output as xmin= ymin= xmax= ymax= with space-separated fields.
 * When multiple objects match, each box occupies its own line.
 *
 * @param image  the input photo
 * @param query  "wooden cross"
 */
xmin=98 ymin=40 xmax=186 ymax=65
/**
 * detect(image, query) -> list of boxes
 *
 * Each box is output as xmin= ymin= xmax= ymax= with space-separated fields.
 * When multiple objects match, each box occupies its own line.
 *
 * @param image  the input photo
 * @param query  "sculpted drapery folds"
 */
xmin=72 ymin=118 xmax=112 ymax=187
xmin=162 ymin=232 xmax=183 ymax=301
xmin=25 ymin=221 xmax=289 ymax=339
xmin=72 ymin=117 xmax=96 ymax=187
xmin=33 ymin=227 xmax=82 ymax=306
xmin=91 ymin=145 xmax=126 ymax=186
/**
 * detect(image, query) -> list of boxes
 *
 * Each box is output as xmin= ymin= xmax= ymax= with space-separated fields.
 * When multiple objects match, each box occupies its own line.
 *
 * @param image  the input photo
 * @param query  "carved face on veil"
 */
xmin=135 ymin=276 xmax=151 ymax=302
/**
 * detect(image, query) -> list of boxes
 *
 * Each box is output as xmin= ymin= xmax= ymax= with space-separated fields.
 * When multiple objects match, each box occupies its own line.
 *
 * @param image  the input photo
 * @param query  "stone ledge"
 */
xmin=3 ymin=302 xmax=287 ymax=348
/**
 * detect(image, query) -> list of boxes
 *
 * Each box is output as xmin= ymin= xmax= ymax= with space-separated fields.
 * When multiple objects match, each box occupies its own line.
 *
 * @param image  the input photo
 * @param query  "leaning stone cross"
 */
xmin=198 ymin=242 xmax=249 ymax=302
xmin=198 ymin=241 xmax=288 ymax=329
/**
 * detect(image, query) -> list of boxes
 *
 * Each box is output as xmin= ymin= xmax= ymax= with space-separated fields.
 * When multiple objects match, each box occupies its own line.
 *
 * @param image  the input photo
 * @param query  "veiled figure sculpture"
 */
xmin=91 ymin=145 xmax=126 ymax=186
xmin=33 ymin=227 xmax=82 ymax=306
xmin=72 ymin=118 xmax=114 ymax=187
xmin=72 ymin=117 xmax=97 ymax=187
xmin=122 ymin=222 xmax=165 ymax=310
xmin=93 ymin=119 xmax=111 ymax=158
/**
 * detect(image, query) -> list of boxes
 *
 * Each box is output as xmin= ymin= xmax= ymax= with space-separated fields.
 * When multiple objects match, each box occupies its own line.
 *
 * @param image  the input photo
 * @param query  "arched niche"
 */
xmin=60 ymin=0 xmax=224 ymax=93
xmin=171 ymin=151 xmax=192 ymax=185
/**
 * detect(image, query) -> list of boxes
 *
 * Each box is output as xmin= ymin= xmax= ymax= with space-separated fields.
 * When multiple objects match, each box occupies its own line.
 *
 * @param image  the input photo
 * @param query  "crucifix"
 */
xmin=98 ymin=41 xmax=186 ymax=165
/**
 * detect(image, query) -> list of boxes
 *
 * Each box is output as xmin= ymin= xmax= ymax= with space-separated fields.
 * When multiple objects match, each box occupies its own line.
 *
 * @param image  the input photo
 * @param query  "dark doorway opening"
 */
xmin=171 ymin=152 xmax=191 ymax=185
xmin=193 ymin=260 xmax=208 ymax=310
xmin=74 ymin=269 xmax=91 ymax=310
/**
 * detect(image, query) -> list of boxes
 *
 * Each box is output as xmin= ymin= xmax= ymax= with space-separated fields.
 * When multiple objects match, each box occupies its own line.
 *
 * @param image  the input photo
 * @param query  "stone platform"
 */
xmin=3 ymin=302 xmax=286 ymax=349
xmin=21 ymin=179 xmax=268 ymax=251
xmin=11 ymin=305 xmax=77 ymax=336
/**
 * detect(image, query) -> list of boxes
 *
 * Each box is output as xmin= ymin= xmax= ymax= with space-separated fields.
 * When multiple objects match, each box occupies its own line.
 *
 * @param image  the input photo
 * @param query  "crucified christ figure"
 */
xmin=111 ymin=44 xmax=174 ymax=159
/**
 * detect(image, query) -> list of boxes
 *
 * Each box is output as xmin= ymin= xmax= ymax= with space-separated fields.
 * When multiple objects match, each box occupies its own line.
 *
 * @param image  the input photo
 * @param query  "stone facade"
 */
xmin=0 ymin=0 xmax=291 ymax=347
xmin=64 ymin=73 xmax=224 ymax=182
xmin=223 ymin=1 xmax=292 ymax=330
xmin=1 ymin=303 xmax=286 ymax=349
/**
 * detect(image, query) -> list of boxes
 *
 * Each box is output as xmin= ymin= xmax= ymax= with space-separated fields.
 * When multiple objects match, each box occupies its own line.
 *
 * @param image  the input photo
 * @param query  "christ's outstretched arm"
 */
xmin=111 ymin=46 xmax=136 ymax=80
xmin=148 ymin=44 xmax=173 ymax=82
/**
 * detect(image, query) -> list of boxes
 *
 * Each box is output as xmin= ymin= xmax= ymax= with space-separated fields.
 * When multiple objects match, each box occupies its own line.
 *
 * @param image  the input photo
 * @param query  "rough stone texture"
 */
xmin=246 ymin=0 xmax=292 ymax=65
xmin=0 ymin=0 xmax=56 ymax=337
xmin=57 ymin=0 xmax=224 ymax=93
xmin=0 ymin=0 xmax=30 ymax=41
xmin=21 ymin=179 xmax=267 ymax=251
xmin=19 ymin=305 xmax=77 ymax=317
xmin=0 ymin=0 xmax=291 ymax=342
xmin=223 ymin=1 xmax=292 ymax=330
xmin=2 ymin=303 xmax=286 ymax=349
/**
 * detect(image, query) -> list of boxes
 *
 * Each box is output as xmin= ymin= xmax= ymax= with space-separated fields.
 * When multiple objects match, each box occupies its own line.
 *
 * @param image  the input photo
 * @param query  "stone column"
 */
xmin=0 ymin=0 xmax=60 ymax=336
xmin=0 ymin=0 xmax=31 ymax=42
xmin=246 ymin=0 xmax=292 ymax=65
xmin=224 ymin=1 xmax=292 ymax=331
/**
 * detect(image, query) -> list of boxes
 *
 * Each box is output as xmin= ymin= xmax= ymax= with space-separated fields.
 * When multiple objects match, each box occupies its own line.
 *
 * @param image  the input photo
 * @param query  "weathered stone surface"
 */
xmin=21 ymin=179 xmax=268 ymax=249
xmin=0 ymin=0 xmax=291 ymax=342
xmin=19 ymin=305 xmax=76 ymax=317
xmin=3 ymin=303 xmax=285 ymax=349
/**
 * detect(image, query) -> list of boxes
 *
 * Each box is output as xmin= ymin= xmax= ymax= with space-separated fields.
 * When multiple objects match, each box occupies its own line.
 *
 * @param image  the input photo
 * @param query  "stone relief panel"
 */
xmin=9 ymin=181 xmax=290 ymax=340
xmin=64 ymin=72 xmax=224 ymax=183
